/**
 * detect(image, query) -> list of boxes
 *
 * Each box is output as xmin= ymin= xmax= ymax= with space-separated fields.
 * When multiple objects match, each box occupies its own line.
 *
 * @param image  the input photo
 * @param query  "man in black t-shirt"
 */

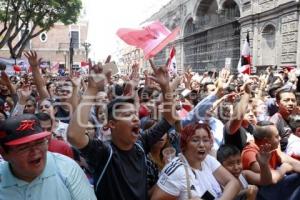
xmin=67 ymin=60 xmax=176 ymax=200
xmin=224 ymin=82 xmax=255 ymax=151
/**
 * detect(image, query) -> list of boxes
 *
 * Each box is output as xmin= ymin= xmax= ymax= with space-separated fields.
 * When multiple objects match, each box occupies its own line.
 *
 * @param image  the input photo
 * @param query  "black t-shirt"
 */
xmin=224 ymin=124 xmax=255 ymax=151
xmin=80 ymin=118 xmax=172 ymax=200
xmin=55 ymin=105 xmax=70 ymax=123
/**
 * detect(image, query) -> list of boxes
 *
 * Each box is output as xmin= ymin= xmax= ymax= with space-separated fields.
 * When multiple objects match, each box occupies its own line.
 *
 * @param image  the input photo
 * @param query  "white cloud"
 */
xmin=84 ymin=0 xmax=171 ymax=62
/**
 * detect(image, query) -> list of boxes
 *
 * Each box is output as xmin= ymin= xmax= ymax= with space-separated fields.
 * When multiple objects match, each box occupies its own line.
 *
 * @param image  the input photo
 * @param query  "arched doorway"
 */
xmin=261 ymin=24 xmax=276 ymax=66
xmin=183 ymin=0 xmax=240 ymax=72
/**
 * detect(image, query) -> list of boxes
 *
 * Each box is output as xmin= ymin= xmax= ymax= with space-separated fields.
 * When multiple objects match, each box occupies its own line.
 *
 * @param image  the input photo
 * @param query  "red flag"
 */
xmin=81 ymin=61 xmax=89 ymax=67
xmin=116 ymin=21 xmax=180 ymax=60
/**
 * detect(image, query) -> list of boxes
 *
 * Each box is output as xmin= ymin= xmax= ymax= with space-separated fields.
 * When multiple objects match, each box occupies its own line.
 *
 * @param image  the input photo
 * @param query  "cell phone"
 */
xmin=201 ymin=191 xmax=215 ymax=200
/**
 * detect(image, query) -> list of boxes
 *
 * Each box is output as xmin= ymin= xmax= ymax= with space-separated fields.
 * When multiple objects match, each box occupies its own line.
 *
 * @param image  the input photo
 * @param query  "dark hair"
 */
xmin=203 ymin=82 xmax=215 ymax=92
xmin=26 ymin=96 xmax=37 ymax=108
xmin=217 ymin=144 xmax=240 ymax=164
xmin=138 ymin=86 xmax=153 ymax=103
xmin=275 ymin=88 xmax=295 ymax=102
xmin=46 ymin=82 xmax=54 ymax=92
xmin=35 ymin=112 xmax=52 ymax=122
xmin=0 ymin=110 xmax=7 ymax=120
xmin=254 ymin=121 xmax=275 ymax=140
xmin=107 ymin=98 xmax=135 ymax=120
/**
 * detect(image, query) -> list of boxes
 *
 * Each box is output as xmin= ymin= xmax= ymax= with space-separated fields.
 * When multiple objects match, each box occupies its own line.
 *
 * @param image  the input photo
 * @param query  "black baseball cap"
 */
xmin=0 ymin=114 xmax=51 ymax=146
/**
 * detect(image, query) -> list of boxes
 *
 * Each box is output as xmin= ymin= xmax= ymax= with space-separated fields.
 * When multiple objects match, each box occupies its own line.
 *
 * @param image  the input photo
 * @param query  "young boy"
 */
xmin=217 ymin=144 xmax=273 ymax=200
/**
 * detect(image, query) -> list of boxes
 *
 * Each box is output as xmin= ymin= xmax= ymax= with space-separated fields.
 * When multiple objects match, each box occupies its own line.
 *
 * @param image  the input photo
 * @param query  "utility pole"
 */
xmin=69 ymin=37 xmax=74 ymax=75
xmin=82 ymin=42 xmax=91 ymax=62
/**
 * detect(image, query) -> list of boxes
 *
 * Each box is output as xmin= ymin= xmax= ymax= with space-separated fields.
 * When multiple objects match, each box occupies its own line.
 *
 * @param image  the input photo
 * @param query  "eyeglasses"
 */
xmin=10 ymin=138 xmax=49 ymax=154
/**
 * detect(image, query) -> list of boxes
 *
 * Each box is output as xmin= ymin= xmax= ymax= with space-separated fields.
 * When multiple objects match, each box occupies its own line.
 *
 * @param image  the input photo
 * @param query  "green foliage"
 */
xmin=0 ymin=0 xmax=82 ymax=58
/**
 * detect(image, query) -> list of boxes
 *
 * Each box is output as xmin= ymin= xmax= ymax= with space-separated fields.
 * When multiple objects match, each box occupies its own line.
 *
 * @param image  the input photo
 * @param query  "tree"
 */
xmin=0 ymin=0 xmax=82 ymax=58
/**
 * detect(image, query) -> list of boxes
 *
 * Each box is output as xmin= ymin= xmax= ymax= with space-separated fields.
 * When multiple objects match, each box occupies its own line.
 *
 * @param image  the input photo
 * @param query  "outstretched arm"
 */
xmin=226 ymin=82 xmax=252 ymax=135
xmin=67 ymin=61 xmax=105 ymax=149
xmin=24 ymin=51 xmax=50 ymax=100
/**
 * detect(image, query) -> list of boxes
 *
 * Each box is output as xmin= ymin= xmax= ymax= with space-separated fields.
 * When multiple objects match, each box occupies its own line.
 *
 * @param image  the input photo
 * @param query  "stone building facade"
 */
xmin=143 ymin=0 xmax=300 ymax=74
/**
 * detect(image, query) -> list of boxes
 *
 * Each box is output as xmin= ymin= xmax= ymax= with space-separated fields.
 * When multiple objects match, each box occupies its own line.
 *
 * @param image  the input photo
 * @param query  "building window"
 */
xmin=39 ymin=32 xmax=48 ymax=43
xmin=262 ymin=25 xmax=275 ymax=49
xmin=71 ymin=31 xmax=79 ymax=49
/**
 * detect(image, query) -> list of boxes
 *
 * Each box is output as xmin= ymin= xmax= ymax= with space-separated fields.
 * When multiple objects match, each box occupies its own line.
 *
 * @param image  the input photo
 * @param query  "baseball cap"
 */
xmin=0 ymin=114 xmax=51 ymax=146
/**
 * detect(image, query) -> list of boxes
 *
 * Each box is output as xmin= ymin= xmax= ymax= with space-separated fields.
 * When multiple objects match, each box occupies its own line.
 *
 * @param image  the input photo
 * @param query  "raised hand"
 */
xmin=256 ymin=143 xmax=272 ymax=166
xmin=70 ymin=74 xmax=82 ymax=88
xmin=241 ymin=79 xmax=254 ymax=94
xmin=0 ymin=71 xmax=10 ymax=85
xmin=148 ymin=59 xmax=170 ymax=91
xmin=18 ymin=85 xmax=32 ymax=104
xmin=183 ymin=71 xmax=193 ymax=87
xmin=24 ymin=51 xmax=42 ymax=68
xmin=87 ymin=59 xmax=106 ymax=92
xmin=129 ymin=63 xmax=140 ymax=83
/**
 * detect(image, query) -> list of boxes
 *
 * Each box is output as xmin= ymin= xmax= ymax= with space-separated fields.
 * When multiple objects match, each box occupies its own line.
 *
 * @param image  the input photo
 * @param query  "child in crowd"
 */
xmin=217 ymin=144 xmax=273 ymax=200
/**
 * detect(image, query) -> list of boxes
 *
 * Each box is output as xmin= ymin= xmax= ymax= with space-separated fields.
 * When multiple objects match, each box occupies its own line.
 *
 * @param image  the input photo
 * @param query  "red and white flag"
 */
xmin=81 ymin=61 xmax=89 ymax=69
xmin=51 ymin=62 xmax=59 ymax=73
xmin=167 ymin=47 xmax=177 ymax=77
xmin=237 ymin=33 xmax=251 ymax=74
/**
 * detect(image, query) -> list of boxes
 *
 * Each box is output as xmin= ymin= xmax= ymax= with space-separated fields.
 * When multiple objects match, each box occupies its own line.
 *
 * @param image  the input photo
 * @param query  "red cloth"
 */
xmin=241 ymin=141 xmax=281 ymax=170
xmin=48 ymin=138 xmax=74 ymax=159
xmin=139 ymin=104 xmax=150 ymax=119
xmin=182 ymin=104 xmax=192 ymax=112
xmin=117 ymin=21 xmax=180 ymax=59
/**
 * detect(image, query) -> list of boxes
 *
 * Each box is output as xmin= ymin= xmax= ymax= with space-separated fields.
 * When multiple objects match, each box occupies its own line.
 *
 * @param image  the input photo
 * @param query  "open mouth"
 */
xmin=198 ymin=150 xmax=206 ymax=156
xmin=29 ymin=158 xmax=42 ymax=165
xmin=132 ymin=126 xmax=140 ymax=135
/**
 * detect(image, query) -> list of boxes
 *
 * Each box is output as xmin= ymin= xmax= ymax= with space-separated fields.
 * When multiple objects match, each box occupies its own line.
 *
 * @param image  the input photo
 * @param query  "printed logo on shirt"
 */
xmin=159 ymin=174 xmax=168 ymax=185
xmin=190 ymin=185 xmax=196 ymax=191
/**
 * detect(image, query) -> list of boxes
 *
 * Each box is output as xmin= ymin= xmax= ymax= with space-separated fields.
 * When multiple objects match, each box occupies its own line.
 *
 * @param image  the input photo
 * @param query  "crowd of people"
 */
xmin=1 ymin=50 xmax=300 ymax=200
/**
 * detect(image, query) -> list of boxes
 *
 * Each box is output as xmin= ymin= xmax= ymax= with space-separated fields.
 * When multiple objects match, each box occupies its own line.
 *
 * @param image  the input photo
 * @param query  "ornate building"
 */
xmin=145 ymin=0 xmax=300 ymax=73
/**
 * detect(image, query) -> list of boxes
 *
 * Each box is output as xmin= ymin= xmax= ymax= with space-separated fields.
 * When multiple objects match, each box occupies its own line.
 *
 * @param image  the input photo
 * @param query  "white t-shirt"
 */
xmin=55 ymin=121 xmax=69 ymax=141
xmin=157 ymin=154 xmax=222 ymax=200
xmin=239 ymin=174 xmax=248 ymax=189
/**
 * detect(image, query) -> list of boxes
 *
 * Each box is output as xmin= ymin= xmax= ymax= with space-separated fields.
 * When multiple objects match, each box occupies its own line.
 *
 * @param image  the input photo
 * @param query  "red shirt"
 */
xmin=48 ymin=138 xmax=74 ymax=159
xmin=241 ymin=141 xmax=281 ymax=170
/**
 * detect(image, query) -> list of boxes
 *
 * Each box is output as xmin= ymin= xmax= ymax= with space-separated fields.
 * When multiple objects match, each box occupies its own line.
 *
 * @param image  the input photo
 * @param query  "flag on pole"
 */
xmin=167 ymin=47 xmax=177 ymax=77
xmin=237 ymin=32 xmax=251 ymax=74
